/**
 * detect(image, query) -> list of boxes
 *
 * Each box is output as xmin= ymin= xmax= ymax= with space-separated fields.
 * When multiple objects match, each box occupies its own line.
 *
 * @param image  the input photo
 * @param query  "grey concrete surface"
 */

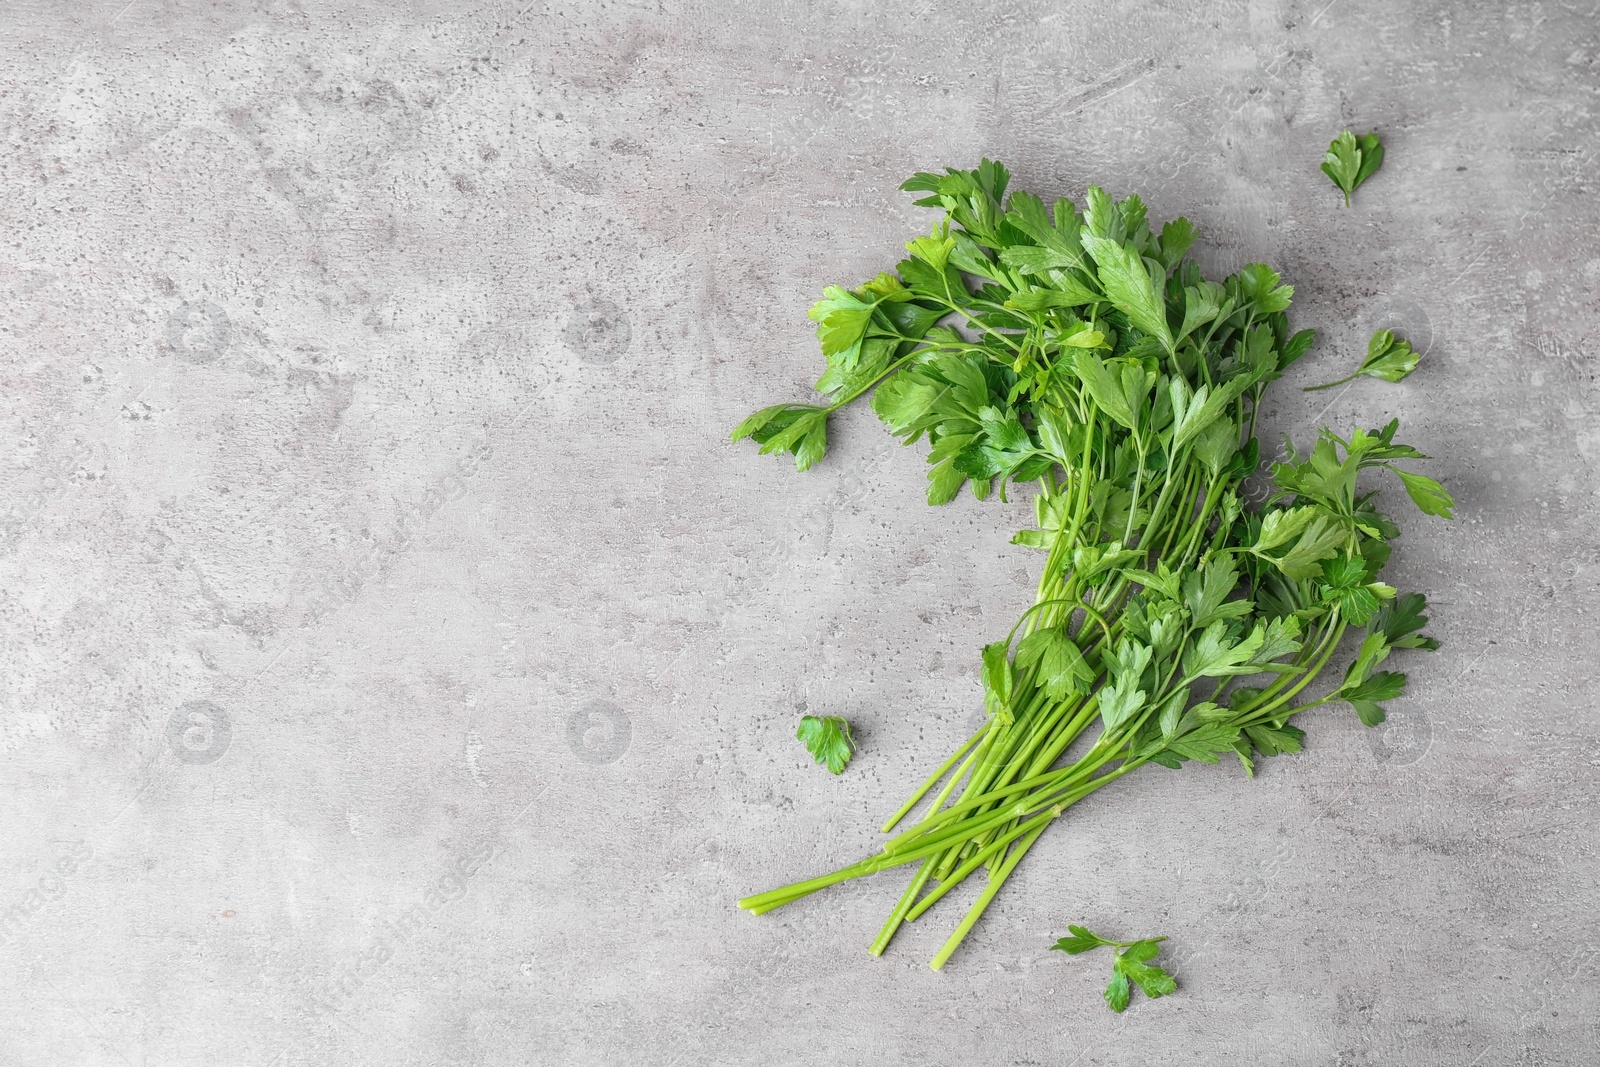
xmin=2 ymin=1 xmax=1597 ymax=1064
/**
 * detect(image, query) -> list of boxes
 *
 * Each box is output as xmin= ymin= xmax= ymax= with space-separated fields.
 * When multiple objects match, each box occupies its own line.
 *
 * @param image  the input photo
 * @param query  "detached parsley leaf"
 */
xmin=1321 ymin=129 xmax=1384 ymax=206
xmin=796 ymin=715 xmax=854 ymax=774
xmin=1359 ymin=330 xmax=1421 ymax=383
xmin=1104 ymin=968 xmax=1132 ymax=1012
xmin=1118 ymin=940 xmax=1179 ymax=1000
xmin=1051 ymin=926 xmax=1177 ymax=1012
xmin=1306 ymin=329 xmax=1421 ymax=391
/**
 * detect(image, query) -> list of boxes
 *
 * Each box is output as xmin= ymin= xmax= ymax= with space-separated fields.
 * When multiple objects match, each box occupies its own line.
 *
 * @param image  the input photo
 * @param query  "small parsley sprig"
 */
xmin=1305 ymin=328 xmax=1420 ymax=390
xmin=734 ymin=160 xmax=1452 ymax=977
xmin=1052 ymin=925 xmax=1177 ymax=1012
xmin=1321 ymin=129 xmax=1384 ymax=206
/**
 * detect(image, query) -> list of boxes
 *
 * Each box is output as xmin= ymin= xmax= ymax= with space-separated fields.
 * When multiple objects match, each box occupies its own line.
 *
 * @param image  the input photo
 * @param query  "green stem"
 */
xmin=738 ymin=856 xmax=878 ymax=913
xmin=870 ymin=860 xmax=935 ymax=956
xmin=882 ymin=765 xmax=1075 ymax=853
xmin=1303 ymin=371 xmax=1359 ymax=392
xmin=1123 ymin=431 xmax=1148 ymax=544
xmin=921 ymin=755 xmax=1145 ymax=972
xmin=880 ymin=725 xmax=987 ymax=833
xmin=929 ymin=821 xmax=1052 ymax=970
xmin=905 ymin=806 xmax=1060 ymax=922
xmin=1004 ymin=598 xmax=1113 ymax=649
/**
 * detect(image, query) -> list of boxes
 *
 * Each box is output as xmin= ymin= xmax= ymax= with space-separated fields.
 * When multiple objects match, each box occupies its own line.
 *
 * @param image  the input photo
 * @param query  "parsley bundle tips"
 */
xmin=733 ymin=160 xmax=1452 ymax=974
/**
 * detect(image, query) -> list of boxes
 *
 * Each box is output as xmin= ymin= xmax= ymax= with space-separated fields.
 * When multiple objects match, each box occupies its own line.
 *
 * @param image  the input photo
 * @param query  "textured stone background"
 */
xmin=2 ymin=1 xmax=1597 ymax=1064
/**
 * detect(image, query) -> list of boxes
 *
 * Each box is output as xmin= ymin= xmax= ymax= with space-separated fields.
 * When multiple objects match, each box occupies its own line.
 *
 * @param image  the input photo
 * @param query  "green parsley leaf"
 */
xmin=1321 ymin=129 xmax=1384 ymax=206
xmin=1081 ymin=234 xmax=1175 ymax=354
xmin=1360 ymin=330 xmax=1421 ymax=383
xmin=1152 ymin=720 xmax=1243 ymax=766
xmin=1387 ymin=467 xmax=1456 ymax=519
xmin=1117 ymin=940 xmax=1179 ymax=999
xmin=1073 ymin=350 xmax=1140 ymax=431
xmin=1236 ymin=264 xmax=1295 ymax=315
xmin=1280 ymin=327 xmax=1318 ymax=370
xmin=1177 ymin=280 xmax=1225 ymax=343
xmin=1192 ymin=419 xmax=1241 ymax=477
xmin=1051 ymin=926 xmax=1176 ymax=1012
xmin=1156 ymin=217 xmax=1197 ymax=272
xmin=1125 ymin=560 xmax=1183 ymax=602
xmin=1269 ymin=511 xmax=1348 ymax=580
xmin=1254 ymin=506 xmax=1316 ymax=553
xmin=1243 ymin=721 xmax=1306 ymax=758
xmin=1104 ymin=968 xmax=1132 ymax=1012
xmin=1183 ymin=555 xmax=1253 ymax=628
xmin=809 ymin=285 xmax=875 ymax=358
xmin=1317 ymin=553 xmax=1397 ymax=625
xmin=1354 ymin=131 xmax=1385 ymax=188
xmin=1371 ymin=592 xmax=1440 ymax=650
xmin=981 ymin=640 xmax=1017 ymax=719
xmin=731 ymin=403 xmax=832 ymax=472
xmin=796 ymin=715 xmax=854 ymax=774
xmin=1183 ymin=620 xmax=1267 ymax=678
xmin=1253 ymin=615 xmax=1305 ymax=666
xmin=1343 ymin=630 xmax=1394 ymax=691
xmin=1097 ymin=674 xmax=1148 ymax=731
xmin=1051 ymin=924 xmax=1113 ymax=955
xmin=1305 ymin=329 xmax=1421 ymax=391
xmin=1015 ymin=626 xmax=1096 ymax=700
xmin=1343 ymin=670 xmax=1408 ymax=727
xmin=1156 ymin=687 xmax=1190 ymax=739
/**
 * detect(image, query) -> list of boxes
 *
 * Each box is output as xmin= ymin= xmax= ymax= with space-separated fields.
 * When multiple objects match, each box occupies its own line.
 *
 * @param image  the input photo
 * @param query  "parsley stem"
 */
xmin=870 ymin=860 xmax=936 ymax=956
xmin=881 ymin=765 xmax=1076 ymax=852
xmin=926 ymin=760 xmax=1138 ymax=970
xmin=1123 ymin=432 xmax=1148 ymax=543
xmin=1303 ymin=371 xmax=1359 ymax=392
xmin=905 ymin=806 xmax=1060 ymax=922
xmin=929 ymin=821 xmax=1052 ymax=971
xmin=824 ymin=346 xmax=932 ymax=412
xmin=1024 ymin=696 xmax=1107 ymax=780
xmin=880 ymin=725 xmax=988 ymax=833
xmin=737 ymin=856 xmax=878 ymax=913
xmin=1239 ymin=618 xmax=1347 ymax=721
xmin=1004 ymin=598 xmax=1112 ymax=649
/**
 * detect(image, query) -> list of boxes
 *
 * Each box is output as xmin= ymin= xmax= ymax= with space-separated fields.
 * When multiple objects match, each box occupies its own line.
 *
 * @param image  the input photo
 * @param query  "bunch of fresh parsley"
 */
xmin=734 ymin=160 xmax=1451 ymax=972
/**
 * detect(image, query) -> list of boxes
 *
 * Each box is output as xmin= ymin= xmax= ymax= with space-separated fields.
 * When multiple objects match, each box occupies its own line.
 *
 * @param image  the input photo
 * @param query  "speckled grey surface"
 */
xmin=3 ymin=2 xmax=1598 ymax=1064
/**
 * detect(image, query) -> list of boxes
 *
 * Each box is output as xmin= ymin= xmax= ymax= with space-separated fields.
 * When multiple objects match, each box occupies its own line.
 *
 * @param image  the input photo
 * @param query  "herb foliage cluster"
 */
xmin=735 ymin=160 xmax=1451 ymax=970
